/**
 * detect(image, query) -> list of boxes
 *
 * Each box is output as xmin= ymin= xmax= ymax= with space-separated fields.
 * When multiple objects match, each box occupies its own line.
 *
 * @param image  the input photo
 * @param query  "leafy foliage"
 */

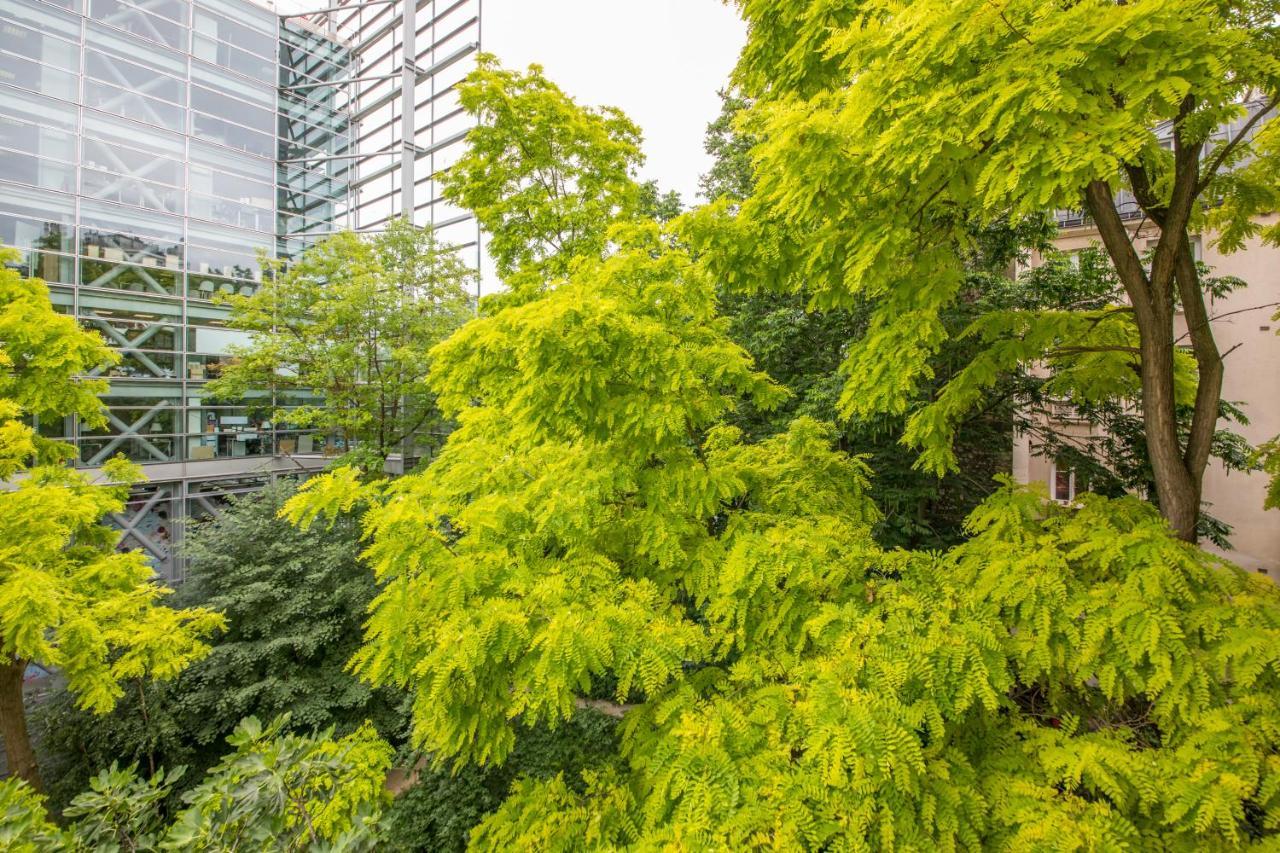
xmin=0 ymin=246 xmax=222 ymax=789
xmin=697 ymin=0 xmax=1280 ymax=540
xmin=442 ymin=55 xmax=647 ymax=292
xmin=280 ymin=60 xmax=1280 ymax=848
xmin=208 ymin=218 xmax=473 ymax=465
xmin=380 ymin=710 xmax=618 ymax=852
xmin=35 ymin=482 xmax=405 ymax=809
xmin=2 ymin=717 xmax=392 ymax=851
xmin=700 ymin=92 xmax=1028 ymax=549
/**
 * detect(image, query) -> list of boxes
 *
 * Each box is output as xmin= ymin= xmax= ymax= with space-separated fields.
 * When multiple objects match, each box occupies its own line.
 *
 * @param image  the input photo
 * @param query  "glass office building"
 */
xmin=0 ymin=0 xmax=479 ymax=580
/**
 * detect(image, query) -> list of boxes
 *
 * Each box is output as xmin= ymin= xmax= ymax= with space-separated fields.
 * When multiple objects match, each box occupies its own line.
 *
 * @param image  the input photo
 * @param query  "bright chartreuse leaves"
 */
xmin=441 ymin=55 xmax=647 ymax=293
xmin=0 ymin=246 xmax=114 ymax=472
xmin=208 ymin=218 xmax=473 ymax=467
xmin=689 ymin=0 xmax=1280 ymax=475
xmin=464 ymin=485 xmax=1280 ymax=850
xmin=284 ymin=221 xmax=792 ymax=765
xmin=0 ymin=716 xmax=393 ymax=851
xmin=0 ymin=245 xmax=223 ymax=788
xmin=283 ymin=57 xmax=1280 ymax=848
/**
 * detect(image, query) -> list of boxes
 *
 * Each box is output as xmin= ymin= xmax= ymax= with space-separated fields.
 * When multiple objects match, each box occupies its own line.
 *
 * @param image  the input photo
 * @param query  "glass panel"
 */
xmin=191 ymin=36 xmax=275 ymax=85
xmin=191 ymin=111 xmax=274 ymax=158
xmin=0 ymin=25 xmax=79 ymax=73
xmin=81 ymin=168 xmax=183 ymax=214
xmin=81 ymin=435 xmax=178 ymax=464
xmin=0 ymin=0 xmax=82 ymax=44
xmin=0 ymin=51 xmax=76 ymax=99
xmin=3 ymin=248 xmax=74 ymax=283
xmin=0 ymin=151 xmax=75 ymax=192
xmin=0 ymin=85 xmax=78 ymax=133
xmin=85 ymin=22 xmax=187 ymax=76
xmin=186 ymin=222 xmax=268 ymax=279
xmin=191 ymin=60 xmax=275 ymax=108
xmin=85 ymin=51 xmax=185 ymax=105
xmin=82 ymin=143 xmax=184 ymax=191
xmin=84 ymin=79 xmax=185 ymax=130
xmin=185 ymin=431 xmax=273 ymax=460
xmin=191 ymin=85 xmax=274 ymax=134
xmin=184 ymin=352 xmax=235 ymax=380
xmin=80 ymin=257 xmax=181 ymax=296
xmin=189 ymin=195 xmax=274 ymax=232
xmin=89 ymin=0 xmax=185 ymax=50
xmin=81 ymin=199 xmax=184 ymax=244
xmin=196 ymin=0 xmax=274 ymax=35
xmin=0 ymin=186 xmax=74 ymax=251
xmin=80 ymin=313 xmax=180 ymax=352
xmin=98 ymin=350 xmax=181 ymax=379
xmin=188 ymin=325 xmax=251 ymax=354
xmin=191 ymin=138 xmax=274 ymax=186
xmin=94 ymin=0 xmax=187 ymax=26
xmin=193 ymin=8 xmax=275 ymax=59
xmin=0 ymin=112 xmax=76 ymax=161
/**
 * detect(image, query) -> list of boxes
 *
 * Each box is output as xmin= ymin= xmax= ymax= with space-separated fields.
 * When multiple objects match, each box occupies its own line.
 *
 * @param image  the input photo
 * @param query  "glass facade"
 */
xmin=0 ymin=0 xmax=354 ymax=579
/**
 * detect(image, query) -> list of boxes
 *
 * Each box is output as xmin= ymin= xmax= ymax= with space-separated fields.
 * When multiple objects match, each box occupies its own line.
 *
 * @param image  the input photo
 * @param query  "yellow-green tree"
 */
xmin=283 ymin=63 xmax=1280 ymax=848
xmin=0 ymin=247 xmax=223 ymax=789
xmin=692 ymin=0 xmax=1280 ymax=543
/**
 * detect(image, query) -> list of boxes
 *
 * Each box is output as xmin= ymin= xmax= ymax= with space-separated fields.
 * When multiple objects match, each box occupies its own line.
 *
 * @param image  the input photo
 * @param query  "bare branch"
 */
xmin=1174 ymin=301 xmax=1280 ymax=344
xmin=1196 ymin=99 xmax=1276 ymax=194
xmin=575 ymin=697 xmax=639 ymax=719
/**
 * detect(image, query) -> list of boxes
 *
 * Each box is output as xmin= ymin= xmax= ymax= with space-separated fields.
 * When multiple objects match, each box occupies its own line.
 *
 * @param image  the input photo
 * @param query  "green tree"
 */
xmin=442 ymin=55 xmax=647 ymax=293
xmin=0 ymin=247 xmax=222 ymax=790
xmin=208 ymin=217 xmax=473 ymax=468
xmin=701 ymin=89 xmax=1035 ymax=548
xmin=281 ymin=61 xmax=1280 ymax=849
xmin=35 ymin=481 xmax=405 ymax=809
xmin=380 ymin=710 xmax=617 ymax=852
xmin=699 ymin=0 xmax=1280 ymax=542
xmin=1 ymin=716 xmax=392 ymax=851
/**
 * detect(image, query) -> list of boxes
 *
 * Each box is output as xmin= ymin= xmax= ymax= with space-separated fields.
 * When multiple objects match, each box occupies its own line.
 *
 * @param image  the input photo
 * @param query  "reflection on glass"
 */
xmin=84 ymin=79 xmax=185 ymax=129
xmin=0 ymin=209 xmax=73 ymax=253
xmin=191 ymin=111 xmax=274 ymax=158
xmin=90 ymin=0 xmax=186 ymax=49
xmin=80 ymin=435 xmax=178 ymax=464
xmin=80 ymin=258 xmax=181 ymax=296
xmin=0 ymin=50 xmax=78 ymax=99
xmin=81 ymin=169 xmax=183 ymax=214
xmin=0 ymin=152 xmax=75 ymax=192
xmin=5 ymin=249 xmax=75 ymax=284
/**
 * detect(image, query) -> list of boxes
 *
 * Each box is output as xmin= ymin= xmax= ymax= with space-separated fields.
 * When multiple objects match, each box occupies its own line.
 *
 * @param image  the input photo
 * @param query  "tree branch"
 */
xmin=575 ymin=697 xmax=639 ymax=719
xmin=1196 ymin=99 xmax=1276 ymax=195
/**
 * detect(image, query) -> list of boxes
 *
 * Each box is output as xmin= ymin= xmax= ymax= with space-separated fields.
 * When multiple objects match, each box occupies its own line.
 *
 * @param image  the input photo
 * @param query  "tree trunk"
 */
xmin=1085 ymin=180 xmax=1204 ymax=543
xmin=0 ymin=656 xmax=41 ymax=791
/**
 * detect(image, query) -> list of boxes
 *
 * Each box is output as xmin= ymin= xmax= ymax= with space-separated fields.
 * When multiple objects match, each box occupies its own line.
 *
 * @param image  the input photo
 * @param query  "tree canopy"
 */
xmin=279 ymin=61 xmax=1280 ymax=848
xmin=688 ymin=0 xmax=1280 ymax=540
xmin=0 ymin=247 xmax=223 ymax=790
xmin=208 ymin=218 xmax=474 ymax=466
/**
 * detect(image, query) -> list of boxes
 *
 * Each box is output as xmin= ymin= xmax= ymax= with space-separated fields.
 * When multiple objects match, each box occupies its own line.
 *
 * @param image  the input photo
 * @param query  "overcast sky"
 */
xmin=481 ymin=0 xmax=748 ymax=205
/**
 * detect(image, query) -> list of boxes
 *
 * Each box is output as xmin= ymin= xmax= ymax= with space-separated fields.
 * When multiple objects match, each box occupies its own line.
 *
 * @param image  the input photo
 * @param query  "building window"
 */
xmin=1050 ymin=463 xmax=1076 ymax=503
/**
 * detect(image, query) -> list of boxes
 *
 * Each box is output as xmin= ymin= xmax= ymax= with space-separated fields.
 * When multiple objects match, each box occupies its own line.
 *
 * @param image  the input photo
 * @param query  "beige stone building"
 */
xmin=1013 ymin=213 xmax=1280 ymax=581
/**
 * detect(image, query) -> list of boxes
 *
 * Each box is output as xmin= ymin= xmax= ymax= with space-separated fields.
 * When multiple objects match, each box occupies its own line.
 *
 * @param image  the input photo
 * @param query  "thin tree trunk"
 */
xmin=0 ymin=656 xmax=41 ymax=791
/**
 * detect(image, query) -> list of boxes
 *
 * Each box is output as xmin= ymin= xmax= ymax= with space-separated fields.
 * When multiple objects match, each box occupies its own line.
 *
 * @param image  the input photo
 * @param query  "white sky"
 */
xmin=480 ymin=0 xmax=748 ymax=205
